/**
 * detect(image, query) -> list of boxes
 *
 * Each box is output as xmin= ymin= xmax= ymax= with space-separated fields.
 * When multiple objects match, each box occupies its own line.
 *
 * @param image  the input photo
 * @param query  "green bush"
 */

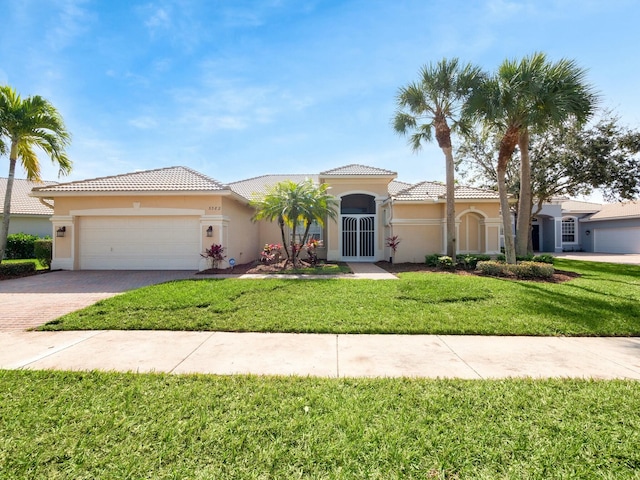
xmin=425 ymin=253 xmax=440 ymax=267
xmin=5 ymin=233 xmax=39 ymax=259
xmin=437 ymin=255 xmax=454 ymax=269
xmin=476 ymin=260 xmax=554 ymax=280
xmin=34 ymin=239 xmax=52 ymax=269
xmin=458 ymin=254 xmax=492 ymax=270
xmin=0 ymin=261 xmax=36 ymax=277
xmin=495 ymin=254 xmax=506 ymax=262
xmin=532 ymin=254 xmax=554 ymax=264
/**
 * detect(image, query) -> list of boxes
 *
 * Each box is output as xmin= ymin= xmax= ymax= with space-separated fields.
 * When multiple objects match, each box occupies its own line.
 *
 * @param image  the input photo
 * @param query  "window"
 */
xmin=562 ymin=217 xmax=576 ymax=243
xmin=289 ymin=220 xmax=323 ymax=243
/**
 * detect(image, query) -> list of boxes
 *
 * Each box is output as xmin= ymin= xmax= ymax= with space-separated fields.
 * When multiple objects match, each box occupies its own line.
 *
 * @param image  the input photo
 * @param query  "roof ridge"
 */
xmin=30 ymin=165 xmax=195 ymax=191
xmin=229 ymin=173 xmax=317 ymax=185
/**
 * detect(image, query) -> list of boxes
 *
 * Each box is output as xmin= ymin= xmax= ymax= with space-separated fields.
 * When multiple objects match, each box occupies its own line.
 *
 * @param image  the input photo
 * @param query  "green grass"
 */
xmin=40 ymin=259 xmax=640 ymax=336
xmin=1 ymin=370 xmax=639 ymax=478
xmin=3 ymin=258 xmax=47 ymax=270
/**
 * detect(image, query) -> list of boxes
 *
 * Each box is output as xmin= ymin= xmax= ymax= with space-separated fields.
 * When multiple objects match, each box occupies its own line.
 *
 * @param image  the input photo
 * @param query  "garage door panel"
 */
xmin=79 ymin=216 xmax=201 ymax=270
xmin=594 ymin=227 xmax=640 ymax=254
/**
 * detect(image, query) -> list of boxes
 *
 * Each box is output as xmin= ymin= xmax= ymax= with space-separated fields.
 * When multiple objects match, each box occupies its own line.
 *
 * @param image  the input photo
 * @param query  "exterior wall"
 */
xmin=389 ymin=201 xmax=502 ymax=262
xmin=220 ymin=197 xmax=261 ymax=267
xmin=6 ymin=215 xmax=52 ymax=237
xmin=321 ymin=178 xmax=390 ymax=262
xmin=48 ymin=193 xmax=244 ymax=270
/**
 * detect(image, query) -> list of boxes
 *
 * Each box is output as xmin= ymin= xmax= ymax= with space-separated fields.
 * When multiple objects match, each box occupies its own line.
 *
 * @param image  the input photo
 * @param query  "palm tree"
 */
xmin=0 ymin=86 xmax=71 ymax=263
xmin=251 ymin=179 xmax=338 ymax=265
xmin=394 ymin=58 xmax=483 ymax=263
xmin=466 ymin=53 xmax=596 ymax=262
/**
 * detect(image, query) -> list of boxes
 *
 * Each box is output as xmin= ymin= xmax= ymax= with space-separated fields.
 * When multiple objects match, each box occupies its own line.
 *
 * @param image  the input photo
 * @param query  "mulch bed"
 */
xmin=375 ymin=261 xmax=581 ymax=283
xmin=198 ymin=260 xmax=580 ymax=283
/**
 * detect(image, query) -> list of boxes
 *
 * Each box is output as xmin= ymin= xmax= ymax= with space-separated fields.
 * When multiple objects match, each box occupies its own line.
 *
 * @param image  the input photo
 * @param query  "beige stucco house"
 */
xmin=31 ymin=164 xmax=502 ymax=270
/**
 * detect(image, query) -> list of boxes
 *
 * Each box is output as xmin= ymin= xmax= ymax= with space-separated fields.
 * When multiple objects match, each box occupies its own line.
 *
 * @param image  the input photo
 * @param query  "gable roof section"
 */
xmin=388 ymin=180 xmax=413 ymax=196
xmin=229 ymin=174 xmax=319 ymax=200
xmin=394 ymin=181 xmax=500 ymax=201
xmin=0 ymin=178 xmax=55 ymax=215
xmin=320 ymin=164 xmax=396 ymax=177
xmin=32 ymin=166 xmax=228 ymax=194
xmin=584 ymin=201 xmax=640 ymax=221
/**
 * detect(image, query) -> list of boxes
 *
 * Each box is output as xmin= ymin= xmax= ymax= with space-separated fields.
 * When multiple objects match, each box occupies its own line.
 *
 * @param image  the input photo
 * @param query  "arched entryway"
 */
xmin=457 ymin=210 xmax=485 ymax=253
xmin=341 ymin=194 xmax=376 ymax=261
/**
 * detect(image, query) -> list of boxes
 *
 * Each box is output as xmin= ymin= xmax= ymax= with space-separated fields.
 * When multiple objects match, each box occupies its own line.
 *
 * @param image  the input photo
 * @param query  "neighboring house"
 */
xmin=1 ymin=178 xmax=55 ymax=238
xmin=31 ymin=164 xmax=503 ymax=270
xmin=534 ymin=198 xmax=640 ymax=253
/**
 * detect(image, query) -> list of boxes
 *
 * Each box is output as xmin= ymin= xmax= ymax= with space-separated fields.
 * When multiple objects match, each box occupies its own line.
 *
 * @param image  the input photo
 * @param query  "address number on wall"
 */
xmin=208 ymin=206 xmax=221 ymax=211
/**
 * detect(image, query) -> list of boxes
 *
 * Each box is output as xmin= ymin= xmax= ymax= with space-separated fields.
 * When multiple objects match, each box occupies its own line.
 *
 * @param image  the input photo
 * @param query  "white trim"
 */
xmin=561 ymin=216 xmax=579 ymax=245
xmin=391 ymin=218 xmax=442 ymax=226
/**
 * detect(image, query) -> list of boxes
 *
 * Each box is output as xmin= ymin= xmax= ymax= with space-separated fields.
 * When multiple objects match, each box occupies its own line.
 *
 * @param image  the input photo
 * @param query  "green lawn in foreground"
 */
xmin=1 ymin=371 xmax=638 ymax=479
xmin=40 ymin=259 xmax=640 ymax=335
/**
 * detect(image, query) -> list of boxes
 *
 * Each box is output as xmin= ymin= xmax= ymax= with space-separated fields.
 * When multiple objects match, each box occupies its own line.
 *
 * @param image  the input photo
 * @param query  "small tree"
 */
xmin=251 ymin=180 xmax=338 ymax=265
xmin=201 ymin=243 xmax=226 ymax=269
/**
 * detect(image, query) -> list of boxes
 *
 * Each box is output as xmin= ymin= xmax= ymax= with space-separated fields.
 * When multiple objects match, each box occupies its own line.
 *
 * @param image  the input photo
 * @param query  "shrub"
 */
xmin=476 ymin=260 xmax=554 ymax=280
xmin=34 ymin=239 xmax=52 ymax=269
xmin=425 ymin=253 xmax=440 ymax=267
xmin=5 ymin=233 xmax=39 ymax=259
xmin=495 ymin=254 xmax=506 ymax=263
xmin=437 ymin=256 xmax=454 ymax=270
xmin=260 ymin=243 xmax=282 ymax=265
xmin=476 ymin=260 xmax=506 ymax=277
xmin=201 ymin=244 xmax=226 ymax=269
xmin=458 ymin=254 xmax=492 ymax=270
xmin=532 ymin=254 xmax=554 ymax=264
xmin=0 ymin=261 xmax=36 ymax=278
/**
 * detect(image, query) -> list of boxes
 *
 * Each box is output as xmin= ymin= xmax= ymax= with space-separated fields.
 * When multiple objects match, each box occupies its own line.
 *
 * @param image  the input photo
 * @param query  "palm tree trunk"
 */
xmin=516 ymin=129 xmax=532 ymax=256
xmin=443 ymin=146 xmax=456 ymax=262
xmin=0 ymin=144 xmax=18 ymax=264
xmin=498 ymin=128 xmax=519 ymax=264
xmin=278 ymin=216 xmax=290 ymax=263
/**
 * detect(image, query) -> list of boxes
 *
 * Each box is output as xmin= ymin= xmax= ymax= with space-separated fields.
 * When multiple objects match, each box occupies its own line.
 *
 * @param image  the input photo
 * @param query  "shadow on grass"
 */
xmin=513 ymin=280 xmax=640 ymax=335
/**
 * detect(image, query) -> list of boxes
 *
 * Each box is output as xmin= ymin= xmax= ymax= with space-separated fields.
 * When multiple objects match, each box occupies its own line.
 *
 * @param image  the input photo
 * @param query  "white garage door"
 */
xmin=593 ymin=227 xmax=640 ymax=254
xmin=79 ymin=216 xmax=201 ymax=270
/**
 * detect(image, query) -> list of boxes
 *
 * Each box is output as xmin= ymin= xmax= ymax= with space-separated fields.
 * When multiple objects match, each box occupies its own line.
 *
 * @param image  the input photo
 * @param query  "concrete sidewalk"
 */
xmin=2 ymin=330 xmax=639 ymax=379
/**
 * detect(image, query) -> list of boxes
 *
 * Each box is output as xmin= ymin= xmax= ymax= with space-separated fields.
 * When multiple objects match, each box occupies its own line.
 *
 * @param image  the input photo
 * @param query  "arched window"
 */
xmin=562 ymin=217 xmax=577 ymax=243
xmin=340 ymin=194 xmax=376 ymax=214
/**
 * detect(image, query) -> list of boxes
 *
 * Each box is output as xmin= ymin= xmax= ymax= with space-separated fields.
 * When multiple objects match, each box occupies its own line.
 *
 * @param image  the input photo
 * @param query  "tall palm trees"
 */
xmin=466 ymin=53 xmax=597 ymax=262
xmin=394 ymin=59 xmax=483 ymax=263
xmin=251 ymin=179 xmax=338 ymax=264
xmin=0 ymin=86 xmax=71 ymax=263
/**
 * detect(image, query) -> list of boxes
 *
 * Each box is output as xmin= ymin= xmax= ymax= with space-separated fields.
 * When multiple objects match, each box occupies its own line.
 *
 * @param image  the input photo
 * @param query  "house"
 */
xmin=1 ymin=178 xmax=56 ymax=238
xmin=534 ymin=199 xmax=640 ymax=254
xmin=30 ymin=164 xmax=503 ymax=270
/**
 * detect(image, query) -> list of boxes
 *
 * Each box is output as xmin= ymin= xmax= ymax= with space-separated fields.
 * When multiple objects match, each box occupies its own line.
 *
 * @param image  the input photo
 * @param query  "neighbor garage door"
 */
xmin=593 ymin=227 xmax=640 ymax=254
xmin=79 ymin=216 xmax=201 ymax=270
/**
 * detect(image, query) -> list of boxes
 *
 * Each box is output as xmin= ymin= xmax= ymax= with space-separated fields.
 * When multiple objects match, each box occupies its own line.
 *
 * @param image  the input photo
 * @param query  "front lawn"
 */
xmin=1 ymin=370 xmax=639 ymax=479
xmin=39 ymin=259 xmax=640 ymax=336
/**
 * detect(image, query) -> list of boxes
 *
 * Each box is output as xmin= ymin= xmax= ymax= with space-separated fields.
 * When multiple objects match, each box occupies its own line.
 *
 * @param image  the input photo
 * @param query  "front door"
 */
xmin=342 ymin=215 xmax=375 ymax=260
xmin=340 ymin=194 xmax=376 ymax=261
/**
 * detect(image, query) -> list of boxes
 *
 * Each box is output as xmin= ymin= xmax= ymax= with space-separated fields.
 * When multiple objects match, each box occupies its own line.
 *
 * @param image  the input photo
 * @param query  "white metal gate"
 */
xmin=342 ymin=215 xmax=375 ymax=260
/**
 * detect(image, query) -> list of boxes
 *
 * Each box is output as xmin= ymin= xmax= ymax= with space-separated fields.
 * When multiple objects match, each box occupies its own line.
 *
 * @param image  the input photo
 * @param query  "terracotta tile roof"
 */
xmin=561 ymin=199 xmax=603 ymax=213
xmin=32 ymin=166 xmax=228 ymax=193
xmin=229 ymin=174 xmax=319 ymax=200
xmin=586 ymin=201 xmax=640 ymax=220
xmin=0 ymin=178 xmax=55 ymax=215
xmin=320 ymin=164 xmax=397 ymax=176
xmin=393 ymin=181 xmax=499 ymax=201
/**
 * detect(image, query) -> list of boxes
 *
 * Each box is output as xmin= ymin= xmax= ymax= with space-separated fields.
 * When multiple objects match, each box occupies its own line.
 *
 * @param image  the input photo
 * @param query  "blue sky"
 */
xmin=1 ymin=0 xmax=639 ymax=187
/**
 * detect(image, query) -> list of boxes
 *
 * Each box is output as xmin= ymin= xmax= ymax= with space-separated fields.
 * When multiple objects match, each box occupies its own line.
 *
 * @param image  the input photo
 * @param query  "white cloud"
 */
xmin=46 ymin=0 xmax=93 ymax=51
xmin=128 ymin=116 xmax=159 ymax=130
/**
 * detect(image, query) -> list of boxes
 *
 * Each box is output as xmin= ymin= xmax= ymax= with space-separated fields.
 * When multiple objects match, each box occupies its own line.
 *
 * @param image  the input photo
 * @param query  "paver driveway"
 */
xmin=0 ymin=270 xmax=195 ymax=331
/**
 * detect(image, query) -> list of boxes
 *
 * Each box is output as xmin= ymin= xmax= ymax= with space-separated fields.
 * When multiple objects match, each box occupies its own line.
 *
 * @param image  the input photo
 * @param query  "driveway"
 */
xmin=554 ymin=252 xmax=640 ymax=265
xmin=0 ymin=270 xmax=195 ymax=331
